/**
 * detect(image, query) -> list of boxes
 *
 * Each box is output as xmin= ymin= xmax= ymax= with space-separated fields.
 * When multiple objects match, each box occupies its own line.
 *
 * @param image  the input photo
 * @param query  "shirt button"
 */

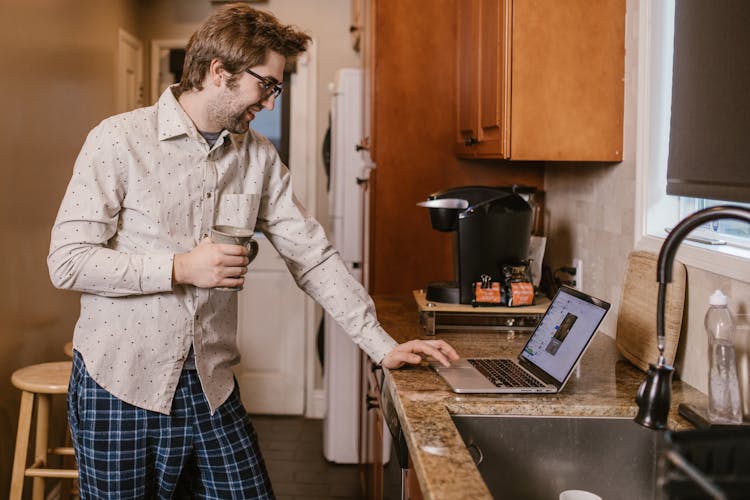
xmin=202 ymin=233 xmax=208 ymax=239
xmin=195 ymin=314 xmax=199 ymax=320
xmin=206 ymin=192 xmax=212 ymax=199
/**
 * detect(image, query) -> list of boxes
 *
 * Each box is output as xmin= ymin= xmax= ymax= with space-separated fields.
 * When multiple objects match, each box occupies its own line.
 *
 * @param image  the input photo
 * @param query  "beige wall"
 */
xmin=543 ymin=0 xmax=750 ymax=394
xmin=0 ymin=0 xmax=138 ymax=495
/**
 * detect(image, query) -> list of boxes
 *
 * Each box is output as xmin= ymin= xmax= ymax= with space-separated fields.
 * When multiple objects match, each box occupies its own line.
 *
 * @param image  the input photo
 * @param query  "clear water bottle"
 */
xmin=705 ymin=290 xmax=742 ymax=424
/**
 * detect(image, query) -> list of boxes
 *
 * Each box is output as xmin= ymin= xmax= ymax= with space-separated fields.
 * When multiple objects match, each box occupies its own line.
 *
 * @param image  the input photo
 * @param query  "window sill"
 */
xmin=636 ymin=234 xmax=750 ymax=284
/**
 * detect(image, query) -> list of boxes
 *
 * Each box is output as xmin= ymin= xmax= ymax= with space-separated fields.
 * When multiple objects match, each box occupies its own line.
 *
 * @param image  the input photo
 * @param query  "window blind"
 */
xmin=666 ymin=0 xmax=750 ymax=203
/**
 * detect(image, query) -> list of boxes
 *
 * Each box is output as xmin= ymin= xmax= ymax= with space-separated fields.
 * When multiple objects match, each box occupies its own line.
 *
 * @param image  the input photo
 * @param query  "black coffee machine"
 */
xmin=418 ymin=186 xmax=534 ymax=304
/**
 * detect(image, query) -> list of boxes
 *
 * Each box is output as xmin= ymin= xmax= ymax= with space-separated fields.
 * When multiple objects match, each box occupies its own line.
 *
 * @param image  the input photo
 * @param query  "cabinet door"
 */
xmin=509 ymin=0 xmax=624 ymax=160
xmin=475 ymin=0 xmax=511 ymax=158
xmin=456 ymin=0 xmax=479 ymax=156
xmin=371 ymin=406 xmax=384 ymax=499
xmin=455 ymin=0 xmax=625 ymax=161
xmin=360 ymin=357 xmax=384 ymax=499
xmin=405 ymin=457 xmax=425 ymax=500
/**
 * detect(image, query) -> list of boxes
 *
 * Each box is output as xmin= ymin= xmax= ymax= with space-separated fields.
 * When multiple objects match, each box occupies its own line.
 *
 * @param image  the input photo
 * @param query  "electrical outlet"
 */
xmin=573 ymin=258 xmax=583 ymax=290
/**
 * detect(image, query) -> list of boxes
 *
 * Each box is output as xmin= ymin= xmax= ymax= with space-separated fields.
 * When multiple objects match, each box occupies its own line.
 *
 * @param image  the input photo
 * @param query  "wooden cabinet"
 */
xmin=360 ymin=0 xmax=545 ymax=295
xmin=359 ymin=355 xmax=385 ymax=499
xmin=360 ymin=356 xmax=425 ymax=500
xmin=457 ymin=0 xmax=625 ymax=161
xmin=405 ymin=464 xmax=424 ymax=500
xmin=457 ymin=0 xmax=511 ymax=158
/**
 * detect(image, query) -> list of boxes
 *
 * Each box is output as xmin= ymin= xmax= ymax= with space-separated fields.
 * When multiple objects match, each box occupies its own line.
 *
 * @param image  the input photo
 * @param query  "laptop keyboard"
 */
xmin=468 ymin=359 xmax=545 ymax=388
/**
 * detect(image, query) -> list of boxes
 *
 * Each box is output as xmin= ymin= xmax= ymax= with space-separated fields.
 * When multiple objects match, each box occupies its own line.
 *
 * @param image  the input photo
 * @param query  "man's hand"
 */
xmin=381 ymin=339 xmax=460 ymax=369
xmin=173 ymin=237 xmax=250 ymax=288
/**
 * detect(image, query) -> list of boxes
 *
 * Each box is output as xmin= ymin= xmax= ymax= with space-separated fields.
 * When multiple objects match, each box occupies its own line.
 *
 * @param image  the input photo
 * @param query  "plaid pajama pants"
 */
xmin=68 ymin=351 xmax=274 ymax=499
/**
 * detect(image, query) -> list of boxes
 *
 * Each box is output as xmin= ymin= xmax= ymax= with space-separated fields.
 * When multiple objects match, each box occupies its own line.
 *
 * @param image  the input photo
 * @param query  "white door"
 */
xmin=117 ymin=28 xmax=143 ymax=113
xmin=234 ymin=236 xmax=306 ymax=414
xmin=234 ymin=43 xmax=318 ymax=416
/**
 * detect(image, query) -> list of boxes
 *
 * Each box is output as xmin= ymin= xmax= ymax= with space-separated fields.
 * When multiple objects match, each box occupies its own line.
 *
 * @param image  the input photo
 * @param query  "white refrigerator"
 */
xmin=323 ymin=68 xmax=390 ymax=464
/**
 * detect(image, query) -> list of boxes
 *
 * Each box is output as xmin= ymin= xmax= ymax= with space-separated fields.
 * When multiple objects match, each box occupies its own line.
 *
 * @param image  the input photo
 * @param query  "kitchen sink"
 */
xmin=451 ymin=415 xmax=661 ymax=500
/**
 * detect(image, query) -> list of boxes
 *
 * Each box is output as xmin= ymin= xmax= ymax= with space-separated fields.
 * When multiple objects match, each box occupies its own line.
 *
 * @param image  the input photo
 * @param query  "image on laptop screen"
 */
xmin=520 ymin=288 xmax=608 ymax=383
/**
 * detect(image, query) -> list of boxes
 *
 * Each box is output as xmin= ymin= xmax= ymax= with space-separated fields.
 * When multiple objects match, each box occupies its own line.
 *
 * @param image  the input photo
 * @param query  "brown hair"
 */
xmin=179 ymin=3 xmax=311 ymax=93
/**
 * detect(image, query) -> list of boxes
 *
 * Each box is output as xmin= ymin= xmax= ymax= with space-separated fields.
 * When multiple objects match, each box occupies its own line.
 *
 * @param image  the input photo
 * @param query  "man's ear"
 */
xmin=208 ymin=59 xmax=225 ymax=87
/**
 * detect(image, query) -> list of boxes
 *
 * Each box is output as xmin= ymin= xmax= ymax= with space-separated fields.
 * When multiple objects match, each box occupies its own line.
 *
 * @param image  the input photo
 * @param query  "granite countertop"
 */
xmin=374 ymin=294 xmax=705 ymax=500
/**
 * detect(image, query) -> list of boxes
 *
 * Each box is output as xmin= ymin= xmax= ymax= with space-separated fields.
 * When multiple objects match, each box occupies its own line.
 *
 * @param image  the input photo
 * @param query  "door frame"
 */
xmin=117 ymin=28 xmax=144 ymax=113
xmin=289 ymin=42 xmax=323 ymax=418
xmin=150 ymin=38 xmax=188 ymax=103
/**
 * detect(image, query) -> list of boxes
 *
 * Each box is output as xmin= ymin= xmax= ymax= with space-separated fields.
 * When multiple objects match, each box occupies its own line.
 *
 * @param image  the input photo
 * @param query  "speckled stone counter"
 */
xmin=374 ymin=294 xmax=704 ymax=500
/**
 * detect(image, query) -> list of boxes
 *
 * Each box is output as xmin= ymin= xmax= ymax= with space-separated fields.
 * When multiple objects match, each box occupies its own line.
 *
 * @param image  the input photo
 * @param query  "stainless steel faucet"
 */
xmin=635 ymin=205 xmax=750 ymax=429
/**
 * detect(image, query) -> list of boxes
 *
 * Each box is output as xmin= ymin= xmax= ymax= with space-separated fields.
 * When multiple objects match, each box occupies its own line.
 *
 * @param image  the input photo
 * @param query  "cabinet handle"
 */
xmin=464 ymin=136 xmax=478 ymax=146
xmin=355 ymin=143 xmax=370 ymax=152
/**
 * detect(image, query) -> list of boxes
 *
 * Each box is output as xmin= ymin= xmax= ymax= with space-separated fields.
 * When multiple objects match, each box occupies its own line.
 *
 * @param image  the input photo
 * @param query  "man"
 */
xmin=48 ymin=4 xmax=457 ymax=498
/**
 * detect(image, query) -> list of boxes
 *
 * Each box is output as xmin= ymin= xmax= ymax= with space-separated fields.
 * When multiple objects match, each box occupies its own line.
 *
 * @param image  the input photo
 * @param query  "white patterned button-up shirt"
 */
xmin=48 ymin=87 xmax=397 ymax=414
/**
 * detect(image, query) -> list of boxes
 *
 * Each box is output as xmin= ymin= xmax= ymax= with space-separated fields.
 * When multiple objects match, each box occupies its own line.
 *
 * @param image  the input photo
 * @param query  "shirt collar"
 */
xmin=157 ymin=86 xmax=197 ymax=141
xmin=157 ymin=85 xmax=244 ymax=152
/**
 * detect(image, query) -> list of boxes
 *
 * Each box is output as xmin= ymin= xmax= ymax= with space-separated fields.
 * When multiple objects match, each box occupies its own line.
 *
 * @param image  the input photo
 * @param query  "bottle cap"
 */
xmin=709 ymin=289 xmax=728 ymax=306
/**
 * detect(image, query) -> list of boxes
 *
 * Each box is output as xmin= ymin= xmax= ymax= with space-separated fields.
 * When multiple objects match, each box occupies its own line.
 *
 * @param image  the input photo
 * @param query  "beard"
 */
xmin=224 ymin=112 xmax=251 ymax=134
xmin=207 ymin=87 xmax=259 ymax=134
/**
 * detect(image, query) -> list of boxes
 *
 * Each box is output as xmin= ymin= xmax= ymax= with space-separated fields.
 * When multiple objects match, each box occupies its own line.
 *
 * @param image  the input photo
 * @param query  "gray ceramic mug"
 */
xmin=209 ymin=225 xmax=259 ymax=291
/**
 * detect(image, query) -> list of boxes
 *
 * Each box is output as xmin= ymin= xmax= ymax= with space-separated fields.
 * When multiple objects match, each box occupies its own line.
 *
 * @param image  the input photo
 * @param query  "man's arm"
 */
xmin=253 ymin=143 xmax=458 ymax=368
xmin=48 ymin=122 xmax=176 ymax=297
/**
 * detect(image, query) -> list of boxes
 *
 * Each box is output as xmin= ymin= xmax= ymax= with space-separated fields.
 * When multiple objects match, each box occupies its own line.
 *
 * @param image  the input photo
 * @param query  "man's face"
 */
xmin=208 ymin=50 xmax=286 ymax=134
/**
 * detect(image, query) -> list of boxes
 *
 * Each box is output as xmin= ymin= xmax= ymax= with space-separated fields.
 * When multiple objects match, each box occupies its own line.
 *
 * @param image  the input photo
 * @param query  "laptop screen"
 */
xmin=519 ymin=287 xmax=610 ymax=383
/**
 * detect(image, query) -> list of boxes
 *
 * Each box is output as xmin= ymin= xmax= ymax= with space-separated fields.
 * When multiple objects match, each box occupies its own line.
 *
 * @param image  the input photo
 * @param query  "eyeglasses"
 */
xmin=245 ymin=68 xmax=284 ymax=100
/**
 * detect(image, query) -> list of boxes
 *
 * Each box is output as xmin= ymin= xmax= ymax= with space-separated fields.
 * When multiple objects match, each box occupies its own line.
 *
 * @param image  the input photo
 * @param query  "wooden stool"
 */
xmin=10 ymin=361 xmax=77 ymax=500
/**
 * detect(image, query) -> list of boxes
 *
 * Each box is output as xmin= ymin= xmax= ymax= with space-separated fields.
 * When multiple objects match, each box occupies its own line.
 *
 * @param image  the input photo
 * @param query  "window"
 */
xmin=250 ymin=70 xmax=292 ymax=166
xmin=677 ymin=199 xmax=750 ymax=249
xmin=636 ymin=0 xmax=750 ymax=281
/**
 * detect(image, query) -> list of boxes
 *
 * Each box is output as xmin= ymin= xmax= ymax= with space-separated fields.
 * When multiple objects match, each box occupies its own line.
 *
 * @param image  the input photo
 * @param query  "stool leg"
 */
xmin=32 ymin=394 xmax=51 ymax=500
xmin=61 ymin=426 xmax=75 ymax=500
xmin=10 ymin=391 xmax=34 ymax=500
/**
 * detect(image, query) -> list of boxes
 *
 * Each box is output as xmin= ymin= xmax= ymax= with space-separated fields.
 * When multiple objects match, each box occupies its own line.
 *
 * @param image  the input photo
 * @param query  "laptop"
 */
xmin=432 ymin=286 xmax=611 ymax=394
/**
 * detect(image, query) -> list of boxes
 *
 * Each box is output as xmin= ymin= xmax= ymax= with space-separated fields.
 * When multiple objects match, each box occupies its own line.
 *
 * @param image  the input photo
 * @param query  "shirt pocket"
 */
xmin=215 ymin=193 xmax=260 ymax=230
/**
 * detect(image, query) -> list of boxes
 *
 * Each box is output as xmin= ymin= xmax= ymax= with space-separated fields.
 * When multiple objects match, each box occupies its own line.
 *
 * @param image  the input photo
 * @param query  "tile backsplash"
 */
xmin=543 ymin=135 xmax=750 ymax=397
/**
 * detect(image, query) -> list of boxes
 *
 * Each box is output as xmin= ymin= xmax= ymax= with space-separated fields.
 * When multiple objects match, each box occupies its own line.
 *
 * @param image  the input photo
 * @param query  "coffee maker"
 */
xmin=418 ymin=186 xmax=534 ymax=304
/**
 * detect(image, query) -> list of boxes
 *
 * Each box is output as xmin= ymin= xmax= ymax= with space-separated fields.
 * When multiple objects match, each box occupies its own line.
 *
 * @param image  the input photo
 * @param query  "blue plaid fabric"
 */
xmin=68 ymin=351 xmax=274 ymax=499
